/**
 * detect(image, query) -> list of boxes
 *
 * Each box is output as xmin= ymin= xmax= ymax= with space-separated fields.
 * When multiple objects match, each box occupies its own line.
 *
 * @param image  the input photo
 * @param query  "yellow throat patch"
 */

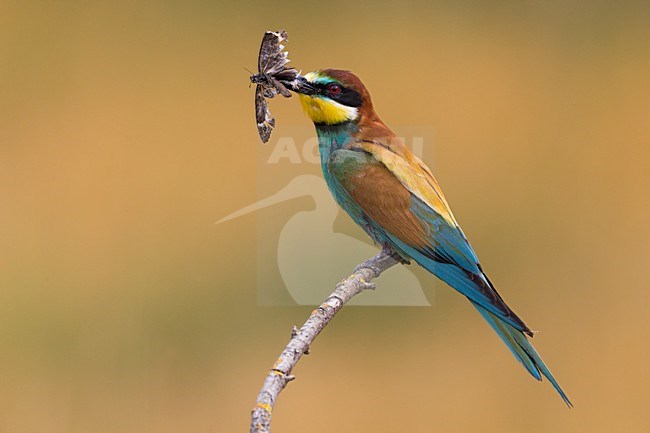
xmin=298 ymin=73 xmax=359 ymax=126
xmin=299 ymin=94 xmax=358 ymax=125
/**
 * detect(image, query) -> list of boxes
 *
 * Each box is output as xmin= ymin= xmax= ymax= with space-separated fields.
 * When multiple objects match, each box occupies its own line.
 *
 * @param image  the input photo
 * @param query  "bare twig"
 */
xmin=250 ymin=247 xmax=400 ymax=433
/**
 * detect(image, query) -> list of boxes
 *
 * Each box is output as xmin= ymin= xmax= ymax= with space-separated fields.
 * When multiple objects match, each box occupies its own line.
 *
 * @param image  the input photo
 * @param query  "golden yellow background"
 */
xmin=1 ymin=1 xmax=648 ymax=432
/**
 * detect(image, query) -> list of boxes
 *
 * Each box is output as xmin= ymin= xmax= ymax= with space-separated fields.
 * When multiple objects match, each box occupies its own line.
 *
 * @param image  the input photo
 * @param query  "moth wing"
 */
xmin=255 ymin=84 xmax=275 ymax=143
xmin=268 ymin=76 xmax=292 ymax=98
xmin=258 ymin=30 xmax=288 ymax=73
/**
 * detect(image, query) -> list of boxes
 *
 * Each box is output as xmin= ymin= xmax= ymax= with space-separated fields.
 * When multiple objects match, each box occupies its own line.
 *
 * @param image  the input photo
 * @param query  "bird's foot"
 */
xmin=391 ymin=252 xmax=410 ymax=265
xmin=380 ymin=245 xmax=410 ymax=265
xmin=354 ymin=257 xmax=382 ymax=275
xmin=354 ymin=245 xmax=406 ymax=275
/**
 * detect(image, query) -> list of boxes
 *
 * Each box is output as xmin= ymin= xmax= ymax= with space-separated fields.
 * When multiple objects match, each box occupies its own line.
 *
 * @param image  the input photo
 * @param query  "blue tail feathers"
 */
xmin=471 ymin=300 xmax=573 ymax=407
xmin=385 ymin=235 xmax=572 ymax=407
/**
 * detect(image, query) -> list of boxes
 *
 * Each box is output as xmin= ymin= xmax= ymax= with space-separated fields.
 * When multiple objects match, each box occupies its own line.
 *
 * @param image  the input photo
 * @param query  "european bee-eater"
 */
xmin=290 ymin=69 xmax=572 ymax=406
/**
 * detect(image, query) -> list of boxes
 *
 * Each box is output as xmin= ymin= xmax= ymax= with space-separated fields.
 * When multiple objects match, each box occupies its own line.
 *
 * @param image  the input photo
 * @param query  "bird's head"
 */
xmin=292 ymin=69 xmax=373 ymax=125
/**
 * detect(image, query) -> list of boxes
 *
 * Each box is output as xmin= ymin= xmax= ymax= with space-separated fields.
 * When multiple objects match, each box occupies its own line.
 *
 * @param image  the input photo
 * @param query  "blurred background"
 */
xmin=1 ymin=1 xmax=648 ymax=432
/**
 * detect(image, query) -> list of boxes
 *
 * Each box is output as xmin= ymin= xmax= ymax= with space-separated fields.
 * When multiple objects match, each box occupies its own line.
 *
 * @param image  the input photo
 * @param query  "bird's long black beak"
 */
xmin=285 ymin=75 xmax=319 ymax=96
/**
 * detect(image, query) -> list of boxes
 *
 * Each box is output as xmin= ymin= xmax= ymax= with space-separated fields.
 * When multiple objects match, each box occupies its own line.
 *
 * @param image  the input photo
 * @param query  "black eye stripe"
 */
xmin=314 ymin=82 xmax=362 ymax=108
xmin=335 ymin=89 xmax=362 ymax=108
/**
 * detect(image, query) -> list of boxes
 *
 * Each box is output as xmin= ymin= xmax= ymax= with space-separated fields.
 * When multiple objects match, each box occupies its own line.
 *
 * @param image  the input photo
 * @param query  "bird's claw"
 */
xmin=354 ymin=245 xmax=405 ymax=275
xmin=354 ymin=260 xmax=382 ymax=275
xmin=392 ymin=252 xmax=410 ymax=265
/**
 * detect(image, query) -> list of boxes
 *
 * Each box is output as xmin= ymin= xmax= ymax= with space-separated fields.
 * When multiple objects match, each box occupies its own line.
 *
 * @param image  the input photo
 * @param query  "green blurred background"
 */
xmin=1 ymin=1 xmax=648 ymax=432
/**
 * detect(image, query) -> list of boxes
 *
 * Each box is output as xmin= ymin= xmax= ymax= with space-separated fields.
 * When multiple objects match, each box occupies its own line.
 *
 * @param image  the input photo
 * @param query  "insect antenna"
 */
xmin=243 ymin=66 xmax=255 ymax=88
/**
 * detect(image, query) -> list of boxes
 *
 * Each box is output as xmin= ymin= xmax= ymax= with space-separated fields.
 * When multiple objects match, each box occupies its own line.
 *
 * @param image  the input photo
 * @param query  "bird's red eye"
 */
xmin=327 ymin=83 xmax=341 ymax=95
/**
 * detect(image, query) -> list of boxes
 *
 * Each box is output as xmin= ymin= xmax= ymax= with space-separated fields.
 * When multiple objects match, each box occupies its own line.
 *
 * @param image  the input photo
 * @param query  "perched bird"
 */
xmin=290 ymin=69 xmax=572 ymax=406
